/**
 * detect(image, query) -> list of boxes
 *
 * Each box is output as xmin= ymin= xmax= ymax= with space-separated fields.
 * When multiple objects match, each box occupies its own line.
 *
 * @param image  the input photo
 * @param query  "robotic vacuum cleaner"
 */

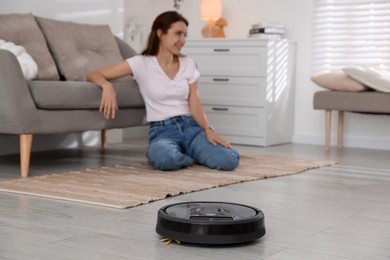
xmin=156 ymin=201 xmax=265 ymax=245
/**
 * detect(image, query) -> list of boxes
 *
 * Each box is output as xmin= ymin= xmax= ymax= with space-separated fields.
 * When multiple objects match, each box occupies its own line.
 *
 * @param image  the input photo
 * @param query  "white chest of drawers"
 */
xmin=183 ymin=39 xmax=296 ymax=146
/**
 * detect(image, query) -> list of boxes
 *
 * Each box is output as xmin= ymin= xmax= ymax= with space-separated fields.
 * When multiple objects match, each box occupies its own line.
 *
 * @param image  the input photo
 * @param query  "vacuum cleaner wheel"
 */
xmin=156 ymin=201 xmax=265 ymax=245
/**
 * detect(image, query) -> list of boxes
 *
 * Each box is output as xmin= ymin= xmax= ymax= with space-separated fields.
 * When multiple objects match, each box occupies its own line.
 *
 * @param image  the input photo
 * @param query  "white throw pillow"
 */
xmin=311 ymin=71 xmax=368 ymax=92
xmin=343 ymin=66 xmax=390 ymax=93
xmin=0 ymin=39 xmax=38 ymax=80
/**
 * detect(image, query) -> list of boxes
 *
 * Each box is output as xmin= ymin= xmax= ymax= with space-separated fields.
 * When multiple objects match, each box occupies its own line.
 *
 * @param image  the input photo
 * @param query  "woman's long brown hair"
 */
xmin=141 ymin=11 xmax=189 ymax=56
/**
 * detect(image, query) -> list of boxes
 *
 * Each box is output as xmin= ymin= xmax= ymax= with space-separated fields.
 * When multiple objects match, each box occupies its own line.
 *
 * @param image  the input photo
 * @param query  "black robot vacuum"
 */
xmin=156 ymin=201 xmax=265 ymax=245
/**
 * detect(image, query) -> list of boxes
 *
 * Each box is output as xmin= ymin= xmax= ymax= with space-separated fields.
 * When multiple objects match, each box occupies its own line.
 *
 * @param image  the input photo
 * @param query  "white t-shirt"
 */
xmin=127 ymin=55 xmax=200 ymax=122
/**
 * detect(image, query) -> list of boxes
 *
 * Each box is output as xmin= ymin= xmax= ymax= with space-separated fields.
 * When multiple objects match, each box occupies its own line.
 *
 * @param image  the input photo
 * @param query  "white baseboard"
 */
xmin=0 ymin=128 xmax=143 ymax=156
xmin=2 ymin=131 xmax=387 ymax=156
xmin=293 ymin=133 xmax=390 ymax=151
xmin=0 ymin=130 xmax=123 ymax=156
xmin=106 ymin=129 xmax=123 ymax=144
xmin=123 ymin=126 xmax=148 ymax=139
xmin=0 ymin=133 xmax=85 ymax=156
xmin=79 ymin=130 xmax=122 ymax=146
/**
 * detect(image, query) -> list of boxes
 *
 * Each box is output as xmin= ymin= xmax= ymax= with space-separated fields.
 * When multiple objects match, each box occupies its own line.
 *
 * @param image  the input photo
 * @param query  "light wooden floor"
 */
xmin=0 ymin=138 xmax=389 ymax=260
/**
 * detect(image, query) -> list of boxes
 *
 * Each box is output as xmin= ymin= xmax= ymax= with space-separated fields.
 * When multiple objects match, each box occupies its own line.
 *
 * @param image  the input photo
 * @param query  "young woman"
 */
xmin=88 ymin=11 xmax=240 ymax=171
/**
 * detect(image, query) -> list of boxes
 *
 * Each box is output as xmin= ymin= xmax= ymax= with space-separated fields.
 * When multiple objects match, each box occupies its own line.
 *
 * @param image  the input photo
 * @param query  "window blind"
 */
xmin=311 ymin=0 xmax=390 ymax=75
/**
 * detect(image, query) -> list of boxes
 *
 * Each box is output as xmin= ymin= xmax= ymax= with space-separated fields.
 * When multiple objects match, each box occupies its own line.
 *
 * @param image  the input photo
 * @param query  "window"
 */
xmin=311 ymin=0 xmax=390 ymax=75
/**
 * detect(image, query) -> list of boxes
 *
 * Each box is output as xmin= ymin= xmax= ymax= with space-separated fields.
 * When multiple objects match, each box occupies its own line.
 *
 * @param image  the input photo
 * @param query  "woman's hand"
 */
xmin=100 ymin=83 xmax=118 ymax=119
xmin=188 ymin=81 xmax=232 ymax=148
xmin=205 ymin=128 xmax=232 ymax=148
xmin=87 ymin=61 xmax=133 ymax=119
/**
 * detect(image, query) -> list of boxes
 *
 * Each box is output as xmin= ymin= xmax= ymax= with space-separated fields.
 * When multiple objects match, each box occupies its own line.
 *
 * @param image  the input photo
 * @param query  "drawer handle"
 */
xmin=213 ymin=48 xmax=230 ymax=52
xmin=213 ymin=78 xmax=229 ymax=82
xmin=212 ymin=107 xmax=229 ymax=111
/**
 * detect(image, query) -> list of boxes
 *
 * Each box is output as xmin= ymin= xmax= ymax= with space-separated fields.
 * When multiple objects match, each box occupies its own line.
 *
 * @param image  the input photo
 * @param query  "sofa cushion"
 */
xmin=343 ymin=66 xmax=390 ymax=93
xmin=0 ymin=13 xmax=59 ymax=80
xmin=311 ymin=71 xmax=368 ymax=92
xmin=35 ymin=17 xmax=124 ymax=81
xmin=28 ymin=81 xmax=144 ymax=110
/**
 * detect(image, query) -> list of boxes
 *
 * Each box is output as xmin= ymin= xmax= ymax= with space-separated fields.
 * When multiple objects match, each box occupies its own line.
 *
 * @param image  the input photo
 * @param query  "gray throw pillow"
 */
xmin=0 ymin=13 xmax=60 ymax=80
xmin=35 ymin=17 xmax=124 ymax=81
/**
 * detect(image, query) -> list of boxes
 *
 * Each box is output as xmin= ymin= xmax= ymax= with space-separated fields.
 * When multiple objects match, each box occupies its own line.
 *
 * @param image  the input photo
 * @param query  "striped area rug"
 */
xmin=0 ymin=155 xmax=335 ymax=209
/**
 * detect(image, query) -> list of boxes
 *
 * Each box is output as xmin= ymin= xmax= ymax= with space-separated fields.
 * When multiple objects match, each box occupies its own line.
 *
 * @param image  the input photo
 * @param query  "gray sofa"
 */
xmin=0 ymin=14 xmax=145 ymax=177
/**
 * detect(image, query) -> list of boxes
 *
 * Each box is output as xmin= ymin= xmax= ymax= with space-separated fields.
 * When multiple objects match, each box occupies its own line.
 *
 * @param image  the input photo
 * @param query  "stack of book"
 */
xmin=248 ymin=22 xmax=285 ymax=39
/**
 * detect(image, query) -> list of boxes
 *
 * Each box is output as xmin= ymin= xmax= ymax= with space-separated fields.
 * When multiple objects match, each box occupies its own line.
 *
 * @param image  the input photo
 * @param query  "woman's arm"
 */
xmin=189 ymin=81 xmax=231 ymax=148
xmin=87 ymin=61 xmax=133 ymax=119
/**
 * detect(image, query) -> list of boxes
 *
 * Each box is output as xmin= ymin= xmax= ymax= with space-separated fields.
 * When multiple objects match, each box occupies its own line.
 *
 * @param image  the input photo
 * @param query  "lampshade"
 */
xmin=200 ymin=0 xmax=222 ymax=21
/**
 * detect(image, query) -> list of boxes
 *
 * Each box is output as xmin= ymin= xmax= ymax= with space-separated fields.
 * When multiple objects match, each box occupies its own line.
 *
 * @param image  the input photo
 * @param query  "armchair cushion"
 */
xmin=35 ymin=17 xmax=124 ymax=81
xmin=313 ymin=90 xmax=390 ymax=114
xmin=0 ymin=13 xmax=59 ymax=80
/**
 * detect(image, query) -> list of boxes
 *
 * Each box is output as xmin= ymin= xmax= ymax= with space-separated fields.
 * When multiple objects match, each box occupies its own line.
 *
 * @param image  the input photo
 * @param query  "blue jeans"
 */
xmin=147 ymin=115 xmax=240 ymax=171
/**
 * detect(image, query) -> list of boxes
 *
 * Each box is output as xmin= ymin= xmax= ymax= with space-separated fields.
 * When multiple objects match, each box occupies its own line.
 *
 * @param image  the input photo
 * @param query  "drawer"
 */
xmin=198 ymin=76 xmax=266 ymax=107
xmin=183 ymin=46 xmax=267 ymax=77
xmin=203 ymin=105 xmax=265 ymax=137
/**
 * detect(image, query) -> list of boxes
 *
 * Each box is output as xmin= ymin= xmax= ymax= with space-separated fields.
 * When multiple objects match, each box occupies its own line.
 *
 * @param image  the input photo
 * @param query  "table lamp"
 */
xmin=200 ymin=0 xmax=222 ymax=38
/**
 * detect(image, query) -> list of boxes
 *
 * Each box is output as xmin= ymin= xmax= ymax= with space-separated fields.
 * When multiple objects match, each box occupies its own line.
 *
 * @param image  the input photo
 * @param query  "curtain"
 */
xmin=311 ymin=0 xmax=390 ymax=75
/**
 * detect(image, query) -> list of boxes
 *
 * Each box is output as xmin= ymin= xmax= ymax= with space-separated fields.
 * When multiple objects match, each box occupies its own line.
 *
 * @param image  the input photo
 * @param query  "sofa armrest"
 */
xmin=0 ymin=49 xmax=38 ymax=134
xmin=114 ymin=36 xmax=138 ymax=59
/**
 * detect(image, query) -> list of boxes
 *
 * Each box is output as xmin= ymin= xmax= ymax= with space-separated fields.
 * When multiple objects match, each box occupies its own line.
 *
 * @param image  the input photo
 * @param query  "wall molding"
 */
xmin=293 ymin=133 xmax=390 ymax=151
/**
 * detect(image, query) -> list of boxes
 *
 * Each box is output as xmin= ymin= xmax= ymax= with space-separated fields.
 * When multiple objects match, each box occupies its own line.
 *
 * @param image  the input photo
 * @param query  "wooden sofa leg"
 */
xmin=101 ymin=129 xmax=106 ymax=148
xmin=20 ymin=134 xmax=33 ymax=178
xmin=325 ymin=110 xmax=331 ymax=152
xmin=338 ymin=111 xmax=344 ymax=149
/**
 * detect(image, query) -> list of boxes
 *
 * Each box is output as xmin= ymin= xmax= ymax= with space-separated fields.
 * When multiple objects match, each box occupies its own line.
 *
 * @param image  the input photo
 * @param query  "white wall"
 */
xmin=0 ymin=0 xmax=124 ymax=156
xmin=1 ymin=0 xmax=389 ymax=154
xmin=1 ymin=0 xmax=124 ymax=35
xmin=124 ymin=0 xmax=390 ymax=151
